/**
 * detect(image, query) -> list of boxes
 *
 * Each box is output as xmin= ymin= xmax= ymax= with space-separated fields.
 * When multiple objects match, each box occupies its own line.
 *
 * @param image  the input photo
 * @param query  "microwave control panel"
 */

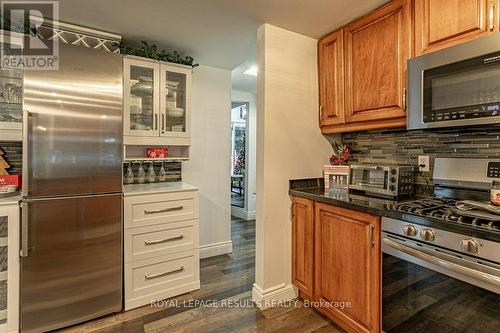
xmin=425 ymin=102 xmax=500 ymax=123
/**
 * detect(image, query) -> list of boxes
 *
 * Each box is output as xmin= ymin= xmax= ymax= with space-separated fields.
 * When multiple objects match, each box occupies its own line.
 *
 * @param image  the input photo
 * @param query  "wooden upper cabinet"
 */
xmin=344 ymin=0 xmax=411 ymax=124
xmin=318 ymin=29 xmax=344 ymax=127
xmin=314 ymin=203 xmax=381 ymax=333
xmin=291 ymin=197 xmax=315 ymax=299
xmin=415 ymin=0 xmax=499 ymax=56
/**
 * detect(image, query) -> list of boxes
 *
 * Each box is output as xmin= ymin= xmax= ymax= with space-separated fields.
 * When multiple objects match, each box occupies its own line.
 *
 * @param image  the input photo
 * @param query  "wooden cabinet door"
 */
xmin=291 ymin=197 xmax=314 ymax=299
xmin=415 ymin=0 xmax=499 ymax=56
xmin=314 ymin=203 xmax=381 ymax=333
xmin=344 ymin=0 xmax=411 ymax=124
xmin=318 ymin=29 xmax=344 ymax=127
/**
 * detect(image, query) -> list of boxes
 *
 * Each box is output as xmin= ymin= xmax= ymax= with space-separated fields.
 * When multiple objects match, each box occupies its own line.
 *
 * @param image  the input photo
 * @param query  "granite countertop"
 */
xmin=289 ymin=187 xmax=396 ymax=216
xmin=289 ymin=186 xmax=500 ymax=242
xmin=0 ymin=194 xmax=21 ymax=206
xmin=123 ymin=181 xmax=198 ymax=197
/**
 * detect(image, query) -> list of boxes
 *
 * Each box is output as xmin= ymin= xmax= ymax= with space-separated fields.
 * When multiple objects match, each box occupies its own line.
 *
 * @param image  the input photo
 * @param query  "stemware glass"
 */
xmin=138 ymin=161 xmax=145 ymax=184
xmin=148 ymin=161 xmax=156 ymax=182
xmin=159 ymin=161 xmax=166 ymax=182
xmin=126 ymin=161 xmax=134 ymax=184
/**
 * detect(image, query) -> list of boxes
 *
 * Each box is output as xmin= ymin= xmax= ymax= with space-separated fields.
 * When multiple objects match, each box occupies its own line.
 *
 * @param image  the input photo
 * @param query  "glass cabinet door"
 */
xmin=124 ymin=59 xmax=159 ymax=137
xmin=160 ymin=65 xmax=191 ymax=137
xmin=0 ymin=41 xmax=23 ymax=131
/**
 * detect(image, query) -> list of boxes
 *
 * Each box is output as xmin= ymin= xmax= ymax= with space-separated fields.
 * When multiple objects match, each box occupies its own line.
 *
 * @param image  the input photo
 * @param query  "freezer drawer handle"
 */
xmin=20 ymin=202 xmax=29 ymax=257
xmin=145 ymin=266 xmax=184 ymax=280
xmin=144 ymin=235 xmax=184 ymax=246
xmin=144 ymin=206 xmax=183 ymax=215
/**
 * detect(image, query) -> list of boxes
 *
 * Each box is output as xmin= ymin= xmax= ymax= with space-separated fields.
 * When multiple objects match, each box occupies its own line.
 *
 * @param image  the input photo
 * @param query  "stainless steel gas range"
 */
xmin=382 ymin=158 xmax=500 ymax=332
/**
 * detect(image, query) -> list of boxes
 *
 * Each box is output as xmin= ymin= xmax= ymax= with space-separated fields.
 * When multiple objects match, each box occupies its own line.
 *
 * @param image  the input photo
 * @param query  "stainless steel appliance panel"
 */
xmin=23 ymin=43 xmax=123 ymax=198
xmin=408 ymin=33 xmax=500 ymax=130
xmin=20 ymin=194 xmax=122 ymax=333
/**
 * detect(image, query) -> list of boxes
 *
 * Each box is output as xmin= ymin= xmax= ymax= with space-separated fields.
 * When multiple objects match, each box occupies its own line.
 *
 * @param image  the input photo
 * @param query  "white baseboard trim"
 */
xmin=231 ymin=206 xmax=256 ymax=221
xmin=251 ymin=283 xmax=298 ymax=309
xmin=244 ymin=210 xmax=256 ymax=220
xmin=199 ymin=241 xmax=233 ymax=259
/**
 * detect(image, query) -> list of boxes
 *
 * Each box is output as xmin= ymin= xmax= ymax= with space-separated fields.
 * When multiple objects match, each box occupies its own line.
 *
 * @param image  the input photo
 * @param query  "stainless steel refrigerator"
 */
xmin=20 ymin=43 xmax=123 ymax=332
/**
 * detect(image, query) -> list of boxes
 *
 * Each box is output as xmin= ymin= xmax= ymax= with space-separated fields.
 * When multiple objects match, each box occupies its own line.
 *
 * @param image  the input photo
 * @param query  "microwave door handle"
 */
xmin=383 ymin=237 xmax=500 ymax=287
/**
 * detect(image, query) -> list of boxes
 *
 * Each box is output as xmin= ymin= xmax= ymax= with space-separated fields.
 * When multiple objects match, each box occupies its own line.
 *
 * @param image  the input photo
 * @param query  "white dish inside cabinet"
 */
xmin=0 ymin=32 xmax=24 ymax=141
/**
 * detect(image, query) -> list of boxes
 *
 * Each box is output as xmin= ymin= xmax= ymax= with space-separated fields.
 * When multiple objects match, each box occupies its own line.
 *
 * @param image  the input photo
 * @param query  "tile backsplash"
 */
xmin=342 ymin=125 xmax=500 ymax=185
xmin=0 ymin=142 xmax=22 ymax=175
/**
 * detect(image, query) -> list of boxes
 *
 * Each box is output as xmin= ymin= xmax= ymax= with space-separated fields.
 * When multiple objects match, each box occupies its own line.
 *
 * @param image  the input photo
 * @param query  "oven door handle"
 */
xmin=383 ymin=237 xmax=500 ymax=287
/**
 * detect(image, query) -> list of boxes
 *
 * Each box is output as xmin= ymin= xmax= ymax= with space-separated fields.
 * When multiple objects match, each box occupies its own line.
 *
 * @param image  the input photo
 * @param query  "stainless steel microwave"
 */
xmin=408 ymin=33 xmax=500 ymax=130
xmin=348 ymin=164 xmax=414 ymax=198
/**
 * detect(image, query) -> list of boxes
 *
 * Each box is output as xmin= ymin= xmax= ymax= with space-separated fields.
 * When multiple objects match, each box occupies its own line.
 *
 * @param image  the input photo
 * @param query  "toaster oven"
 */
xmin=348 ymin=165 xmax=414 ymax=198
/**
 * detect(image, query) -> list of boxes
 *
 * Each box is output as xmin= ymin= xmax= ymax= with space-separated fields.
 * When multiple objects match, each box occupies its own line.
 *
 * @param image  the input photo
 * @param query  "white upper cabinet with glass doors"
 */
xmin=0 ymin=31 xmax=24 ymax=141
xmin=123 ymin=56 xmax=192 ymax=146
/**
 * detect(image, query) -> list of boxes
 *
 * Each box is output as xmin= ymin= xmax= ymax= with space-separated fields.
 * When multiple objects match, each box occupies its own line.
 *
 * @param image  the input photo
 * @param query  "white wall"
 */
xmin=231 ymin=90 xmax=257 ymax=220
xmin=182 ymin=65 xmax=233 ymax=259
xmin=252 ymin=24 xmax=332 ymax=307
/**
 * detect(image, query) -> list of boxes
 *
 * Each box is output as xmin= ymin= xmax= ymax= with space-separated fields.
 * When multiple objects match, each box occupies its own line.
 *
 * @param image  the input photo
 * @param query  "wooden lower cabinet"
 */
xmin=291 ymin=197 xmax=315 ymax=299
xmin=291 ymin=197 xmax=381 ymax=333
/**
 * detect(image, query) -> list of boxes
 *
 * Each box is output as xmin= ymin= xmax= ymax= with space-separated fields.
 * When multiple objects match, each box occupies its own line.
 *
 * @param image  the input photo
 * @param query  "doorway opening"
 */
xmin=231 ymin=101 xmax=248 ymax=208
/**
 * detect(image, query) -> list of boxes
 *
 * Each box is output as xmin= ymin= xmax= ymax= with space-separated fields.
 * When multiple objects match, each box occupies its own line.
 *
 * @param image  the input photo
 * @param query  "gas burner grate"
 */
xmin=390 ymin=197 xmax=500 ymax=233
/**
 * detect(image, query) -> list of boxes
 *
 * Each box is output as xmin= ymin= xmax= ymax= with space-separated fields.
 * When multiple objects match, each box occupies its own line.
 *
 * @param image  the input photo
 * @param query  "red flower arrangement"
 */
xmin=330 ymin=143 xmax=351 ymax=165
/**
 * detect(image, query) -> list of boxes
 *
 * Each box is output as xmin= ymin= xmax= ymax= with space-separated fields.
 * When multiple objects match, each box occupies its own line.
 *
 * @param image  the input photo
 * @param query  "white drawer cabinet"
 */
xmin=123 ymin=187 xmax=199 ymax=310
xmin=125 ymin=250 xmax=199 ymax=310
xmin=124 ymin=191 xmax=198 ymax=229
xmin=124 ymin=220 xmax=197 ymax=263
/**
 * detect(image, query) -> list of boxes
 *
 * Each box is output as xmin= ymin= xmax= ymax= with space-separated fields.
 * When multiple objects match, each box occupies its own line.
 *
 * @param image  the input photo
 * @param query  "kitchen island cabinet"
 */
xmin=291 ymin=196 xmax=381 ymax=333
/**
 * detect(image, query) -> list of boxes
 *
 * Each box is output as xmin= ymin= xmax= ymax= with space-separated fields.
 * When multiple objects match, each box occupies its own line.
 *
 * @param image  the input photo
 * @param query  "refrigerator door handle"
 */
xmin=20 ymin=202 xmax=29 ymax=257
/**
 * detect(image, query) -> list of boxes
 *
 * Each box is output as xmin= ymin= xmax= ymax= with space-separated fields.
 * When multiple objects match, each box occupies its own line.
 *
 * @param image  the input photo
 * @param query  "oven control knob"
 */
xmin=403 ymin=225 xmax=418 ymax=237
xmin=461 ymin=239 xmax=479 ymax=254
xmin=390 ymin=177 xmax=397 ymax=183
xmin=390 ymin=169 xmax=397 ymax=175
xmin=389 ymin=185 xmax=396 ymax=192
xmin=420 ymin=229 xmax=436 ymax=241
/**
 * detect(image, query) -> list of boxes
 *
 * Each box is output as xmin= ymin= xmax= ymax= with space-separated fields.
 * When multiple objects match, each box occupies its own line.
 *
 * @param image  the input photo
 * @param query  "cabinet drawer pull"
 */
xmin=369 ymin=224 xmax=375 ymax=247
xmin=489 ymin=1 xmax=496 ymax=31
xmin=144 ymin=206 xmax=183 ymax=215
xmin=144 ymin=235 xmax=184 ymax=246
xmin=145 ymin=266 xmax=184 ymax=280
xmin=402 ymin=88 xmax=407 ymax=111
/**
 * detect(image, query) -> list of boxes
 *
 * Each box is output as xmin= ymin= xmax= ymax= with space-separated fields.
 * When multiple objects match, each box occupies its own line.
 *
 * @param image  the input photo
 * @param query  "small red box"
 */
xmin=147 ymin=148 xmax=168 ymax=159
xmin=0 ymin=175 xmax=22 ymax=190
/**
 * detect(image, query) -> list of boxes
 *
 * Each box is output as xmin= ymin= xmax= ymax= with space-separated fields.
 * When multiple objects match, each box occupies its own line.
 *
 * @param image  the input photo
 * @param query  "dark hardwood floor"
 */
xmin=57 ymin=217 xmax=344 ymax=333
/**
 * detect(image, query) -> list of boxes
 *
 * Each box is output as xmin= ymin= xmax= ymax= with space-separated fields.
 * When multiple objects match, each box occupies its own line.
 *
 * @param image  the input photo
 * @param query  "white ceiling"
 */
xmin=57 ymin=0 xmax=387 ymax=94
xmin=58 ymin=0 xmax=387 ymax=68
